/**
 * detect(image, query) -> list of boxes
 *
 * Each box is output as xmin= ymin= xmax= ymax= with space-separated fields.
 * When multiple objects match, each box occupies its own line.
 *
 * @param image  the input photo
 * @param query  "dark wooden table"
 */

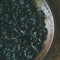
xmin=44 ymin=0 xmax=60 ymax=60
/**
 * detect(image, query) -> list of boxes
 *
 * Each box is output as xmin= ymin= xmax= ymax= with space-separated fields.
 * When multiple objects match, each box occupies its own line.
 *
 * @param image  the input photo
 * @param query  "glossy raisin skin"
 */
xmin=0 ymin=0 xmax=47 ymax=60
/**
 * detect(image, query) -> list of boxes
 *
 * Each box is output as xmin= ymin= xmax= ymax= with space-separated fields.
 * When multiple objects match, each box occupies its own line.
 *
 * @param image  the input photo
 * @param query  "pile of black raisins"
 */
xmin=0 ymin=0 xmax=47 ymax=60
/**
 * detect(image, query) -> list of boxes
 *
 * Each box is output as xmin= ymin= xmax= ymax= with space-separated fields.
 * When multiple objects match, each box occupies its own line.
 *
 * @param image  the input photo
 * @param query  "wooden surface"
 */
xmin=44 ymin=0 xmax=60 ymax=60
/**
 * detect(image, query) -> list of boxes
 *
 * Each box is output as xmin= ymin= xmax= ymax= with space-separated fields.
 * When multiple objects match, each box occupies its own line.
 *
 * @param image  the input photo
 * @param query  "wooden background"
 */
xmin=44 ymin=0 xmax=60 ymax=60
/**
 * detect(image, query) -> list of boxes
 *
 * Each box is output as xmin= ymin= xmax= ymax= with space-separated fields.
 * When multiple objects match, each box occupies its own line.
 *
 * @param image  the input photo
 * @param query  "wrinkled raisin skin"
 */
xmin=0 ymin=0 xmax=47 ymax=60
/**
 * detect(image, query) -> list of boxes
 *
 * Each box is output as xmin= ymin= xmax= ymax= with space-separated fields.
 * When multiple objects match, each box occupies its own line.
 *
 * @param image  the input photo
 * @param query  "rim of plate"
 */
xmin=32 ymin=0 xmax=54 ymax=60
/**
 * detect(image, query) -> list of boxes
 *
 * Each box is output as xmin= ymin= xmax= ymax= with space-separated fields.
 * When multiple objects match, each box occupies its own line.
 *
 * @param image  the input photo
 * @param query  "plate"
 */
xmin=32 ymin=0 xmax=54 ymax=60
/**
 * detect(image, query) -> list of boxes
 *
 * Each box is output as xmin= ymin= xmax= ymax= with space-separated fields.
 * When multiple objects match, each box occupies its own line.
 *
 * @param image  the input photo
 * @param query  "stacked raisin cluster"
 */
xmin=0 ymin=0 xmax=47 ymax=60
